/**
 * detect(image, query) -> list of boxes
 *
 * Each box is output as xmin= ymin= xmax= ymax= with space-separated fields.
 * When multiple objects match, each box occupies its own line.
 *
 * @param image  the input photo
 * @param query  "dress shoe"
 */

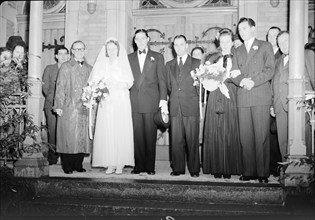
xmin=131 ymin=170 xmax=140 ymax=174
xmin=170 ymin=172 xmax=180 ymax=176
xmin=258 ymin=177 xmax=269 ymax=183
xmin=64 ymin=170 xmax=73 ymax=174
xmin=76 ymin=168 xmax=86 ymax=173
xmin=223 ymin=174 xmax=231 ymax=179
xmin=147 ymin=171 xmax=155 ymax=175
xmin=239 ymin=175 xmax=251 ymax=181
xmin=106 ymin=166 xmax=115 ymax=174
xmin=190 ymin=173 xmax=199 ymax=177
xmin=115 ymin=168 xmax=123 ymax=175
xmin=214 ymin=174 xmax=222 ymax=179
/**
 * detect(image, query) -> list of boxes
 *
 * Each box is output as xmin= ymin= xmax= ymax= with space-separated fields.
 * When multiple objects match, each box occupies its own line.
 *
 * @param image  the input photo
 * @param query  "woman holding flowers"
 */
xmin=88 ymin=38 xmax=134 ymax=174
xmin=202 ymin=29 xmax=242 ymax=178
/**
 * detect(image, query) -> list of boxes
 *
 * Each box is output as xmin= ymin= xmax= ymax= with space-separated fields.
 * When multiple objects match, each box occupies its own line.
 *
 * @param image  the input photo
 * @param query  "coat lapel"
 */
xmin=129 ymin=52 xmax=142 ymax=89
xmin=179 ymin=56 xmax=192 ymax=84
xmin=138 ymin=50 xmax=153 ymax=89
xmin=245 ymin=39 xmax=260 ymax=66
xmin=171 ymin=59 xmax=179 ymax=83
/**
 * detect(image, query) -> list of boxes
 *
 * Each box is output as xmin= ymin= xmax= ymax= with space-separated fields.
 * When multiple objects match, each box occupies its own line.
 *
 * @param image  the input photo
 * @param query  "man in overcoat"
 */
xmin=42 ymin=45 xmax=69 ymax=165
xmin=54 ymin=40 xmax=92 ymax=174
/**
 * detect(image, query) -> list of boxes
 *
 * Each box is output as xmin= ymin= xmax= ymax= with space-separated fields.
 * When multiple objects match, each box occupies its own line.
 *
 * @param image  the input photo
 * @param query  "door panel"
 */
xmin=134 ymin=8 xmax=237 ymax=160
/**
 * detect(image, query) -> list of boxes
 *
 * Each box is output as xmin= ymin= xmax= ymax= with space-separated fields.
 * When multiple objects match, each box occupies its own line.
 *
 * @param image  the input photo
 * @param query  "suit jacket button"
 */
xmin=179 ymin=88 xmax=181 ymax=91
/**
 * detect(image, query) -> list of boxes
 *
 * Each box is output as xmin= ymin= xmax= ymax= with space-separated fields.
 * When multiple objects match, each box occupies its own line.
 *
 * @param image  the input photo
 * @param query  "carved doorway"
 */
xmin=132 ymin=0 xmax=238 ymax=161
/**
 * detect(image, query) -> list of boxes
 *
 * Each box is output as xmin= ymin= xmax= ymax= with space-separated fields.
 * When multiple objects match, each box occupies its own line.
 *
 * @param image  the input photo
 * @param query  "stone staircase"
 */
xmin=14 ymin=177 xmax=292 ymax=216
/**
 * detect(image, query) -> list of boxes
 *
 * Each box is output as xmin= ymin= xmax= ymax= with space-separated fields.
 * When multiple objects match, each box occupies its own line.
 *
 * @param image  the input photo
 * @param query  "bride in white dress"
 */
xmin=90 ymin=38 xmax=134 ymax=174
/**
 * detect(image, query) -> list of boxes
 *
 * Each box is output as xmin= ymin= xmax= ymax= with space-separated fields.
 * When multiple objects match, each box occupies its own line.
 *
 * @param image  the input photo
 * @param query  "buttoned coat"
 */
xmin=128 ymin=50 xmax=167 ymax=113
xmin=272 ymin=55 xmax=289 ymax=114
xmin=232 ymin=39 xmax=275 ymax=107
xmin=42 ymin=63 xmax=59 ymax=110
xmin=165 ymin=55 xmax=200 ymax=117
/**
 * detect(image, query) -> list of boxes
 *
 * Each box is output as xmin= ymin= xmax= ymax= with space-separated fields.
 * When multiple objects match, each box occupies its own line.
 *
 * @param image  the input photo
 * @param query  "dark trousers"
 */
xmin=60 ymin=153 xmax=85 ymax=172
xmin=269 ymin=116 xmax=282 ymax=174
xmin=170 ymin=110 xmax=200 ymax=175
xmin=238 ymin=106 xmax=270 ymax=178
xmin=132 ymin=112 xmax=157 ymax=173
xmin=44 ymin=107 xmax=59 ymax=164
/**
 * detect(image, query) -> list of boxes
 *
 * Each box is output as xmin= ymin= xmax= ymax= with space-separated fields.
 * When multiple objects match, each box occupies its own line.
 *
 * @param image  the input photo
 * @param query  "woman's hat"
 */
xmin=154 ymin=108 xmax=170 ymax=129
xmin=6 ymin=36 xmax=26 ymax=51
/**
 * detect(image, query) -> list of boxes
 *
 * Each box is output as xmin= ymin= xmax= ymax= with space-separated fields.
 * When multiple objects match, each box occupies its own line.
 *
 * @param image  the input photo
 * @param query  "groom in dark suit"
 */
xmin=164 ymin=35 xmax=200 ymax=177
xmin=128 ymin=29 xmax=168 ymax=175
xmin=231 ymin=18 xmax=275 ymax=183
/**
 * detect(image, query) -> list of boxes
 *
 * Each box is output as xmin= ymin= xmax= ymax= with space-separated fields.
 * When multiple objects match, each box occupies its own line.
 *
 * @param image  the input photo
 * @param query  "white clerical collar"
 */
xmin=177 ymin=54 xmax=188 ymax=64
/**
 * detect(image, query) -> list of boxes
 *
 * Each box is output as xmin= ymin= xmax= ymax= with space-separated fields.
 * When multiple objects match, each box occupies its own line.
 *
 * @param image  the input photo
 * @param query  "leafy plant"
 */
xmin=0 ymin=59 xmax=52 ymax=164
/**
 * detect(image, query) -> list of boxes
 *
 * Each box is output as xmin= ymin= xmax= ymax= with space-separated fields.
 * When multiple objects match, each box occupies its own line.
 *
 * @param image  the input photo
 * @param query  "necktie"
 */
xmin=139 ymin=49 xmax=146 ymax=55
xmin=179 ymin=57 xmax=184 ymax=71
xmin=77 ymin=60 xmax=84 ymax=66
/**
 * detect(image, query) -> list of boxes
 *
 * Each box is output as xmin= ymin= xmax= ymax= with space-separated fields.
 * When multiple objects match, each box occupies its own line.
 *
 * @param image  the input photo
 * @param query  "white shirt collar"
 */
xmin=245 ymin=37 xmax=255 ymax=49
xmin=177 ymin=54 xmax=188 ymax=64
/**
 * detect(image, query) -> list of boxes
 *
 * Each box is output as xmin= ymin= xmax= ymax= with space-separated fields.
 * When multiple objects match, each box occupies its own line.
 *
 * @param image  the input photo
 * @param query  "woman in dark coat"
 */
xmin=202 ymin=29 xmax=242 ymax=178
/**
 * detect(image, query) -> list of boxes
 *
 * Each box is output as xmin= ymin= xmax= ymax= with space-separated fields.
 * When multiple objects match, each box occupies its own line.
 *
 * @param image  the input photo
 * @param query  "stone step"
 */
xmin=18 ymin=196 xmax=290 ymax=216
xmin=33 ymin=177 xmax=284 ymax=205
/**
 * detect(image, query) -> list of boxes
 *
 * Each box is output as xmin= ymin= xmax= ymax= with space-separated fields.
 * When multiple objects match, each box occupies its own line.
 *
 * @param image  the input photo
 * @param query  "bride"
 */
xmin=90 ymin=38 xmax=134 ymax=174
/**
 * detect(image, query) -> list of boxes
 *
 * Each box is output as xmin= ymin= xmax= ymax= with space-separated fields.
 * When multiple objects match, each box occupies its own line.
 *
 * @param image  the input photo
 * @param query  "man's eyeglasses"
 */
xmin=72 ymin=48 xmax=85 ymax=52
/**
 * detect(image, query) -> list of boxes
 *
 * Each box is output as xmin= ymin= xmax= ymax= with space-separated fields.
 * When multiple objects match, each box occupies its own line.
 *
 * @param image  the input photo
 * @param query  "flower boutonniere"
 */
xmin=252 ymin=45 xmax=259 ymax=50
xmin=150 ymin=57 xmax=155 ymax=62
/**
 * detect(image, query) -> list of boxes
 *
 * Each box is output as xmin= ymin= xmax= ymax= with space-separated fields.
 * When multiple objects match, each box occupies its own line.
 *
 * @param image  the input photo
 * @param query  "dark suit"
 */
xmin=274 ymin=49 xmax=282 ymax=61
xmin=128 ymin=49 xmax=167 ymax=173
xmin=269 ymin=48 xmax=282 ymax=175
xmin=42 ymin=63 xmax=59 ymax=164
xmin=272 ymin=55 xmax=289 ymax=161
xmin=232 ymin=39 xmax=275 ymax=178
xmin=165 ymin=55 xmax=200 ymax=175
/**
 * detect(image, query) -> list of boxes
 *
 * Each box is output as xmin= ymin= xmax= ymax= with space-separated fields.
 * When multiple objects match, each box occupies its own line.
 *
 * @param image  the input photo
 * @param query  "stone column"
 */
xmin=14 ymin=1 xmax=49 ymax=178
xmin=285 ymin=0 xmax=311 ymax=187
xmin=27 ymin=1 xmax=44 ymax=140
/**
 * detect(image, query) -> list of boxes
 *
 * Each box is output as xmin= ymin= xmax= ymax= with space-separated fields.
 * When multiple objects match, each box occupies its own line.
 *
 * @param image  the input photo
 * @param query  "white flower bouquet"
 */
xmin=81 ymin=79 xmax=109 ymax=108
xmin=191 ymin=60 xmax=230 ymax=99
xmin=81 ymin=79 xmax=109 ymax=139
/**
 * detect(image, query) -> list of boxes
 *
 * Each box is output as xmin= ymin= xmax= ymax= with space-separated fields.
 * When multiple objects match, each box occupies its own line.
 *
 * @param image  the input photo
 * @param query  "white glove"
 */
xmin=159 ymin=100 xmax=169 ymax=114
xmin=54 ymin=109 xmax=63 ymax=116
xmin=270 ymin=106 xmax=276 ymax=117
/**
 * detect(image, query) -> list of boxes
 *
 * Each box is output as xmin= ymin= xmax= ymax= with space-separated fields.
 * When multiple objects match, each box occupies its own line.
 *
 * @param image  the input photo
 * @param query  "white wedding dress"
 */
xmin=92 ymin=60 xmax=134 ymax=168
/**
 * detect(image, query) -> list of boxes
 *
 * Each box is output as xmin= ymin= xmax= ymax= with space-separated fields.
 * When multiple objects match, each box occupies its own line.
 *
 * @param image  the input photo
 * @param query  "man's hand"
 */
xmin=159 ymin=100 xmax=169 ymax=114
xmin=240 ymin=78 xmax=255 ymax=90
xmin=54 ymin=109 xmax=63 ymax=116
xmin=270 ymin=106 xmax=276 ymax=117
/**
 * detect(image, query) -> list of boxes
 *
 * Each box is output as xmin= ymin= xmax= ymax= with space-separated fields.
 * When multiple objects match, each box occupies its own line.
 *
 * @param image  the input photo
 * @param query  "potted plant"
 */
xmin=279 ymin=93 xmax=315 ymax=194
xmin=0 ymin=58 xmax=52 ymax=177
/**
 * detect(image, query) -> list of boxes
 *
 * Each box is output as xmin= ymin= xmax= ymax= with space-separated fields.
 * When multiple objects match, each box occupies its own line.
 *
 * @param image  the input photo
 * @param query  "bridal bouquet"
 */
xmin=81 ymin=79 xmax=109 ymax=108
xmin=191 ymin=60 xmax=230 ymax=99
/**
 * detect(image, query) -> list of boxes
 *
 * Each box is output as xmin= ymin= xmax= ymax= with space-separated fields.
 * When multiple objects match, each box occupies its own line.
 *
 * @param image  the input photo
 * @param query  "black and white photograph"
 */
xmin=0 ymin=0 xmax=314 ymax=219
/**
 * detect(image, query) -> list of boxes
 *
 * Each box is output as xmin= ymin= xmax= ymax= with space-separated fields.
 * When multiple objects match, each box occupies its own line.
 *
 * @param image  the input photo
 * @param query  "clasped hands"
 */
xmin=240 ymin=78 xmax=255 ymax=90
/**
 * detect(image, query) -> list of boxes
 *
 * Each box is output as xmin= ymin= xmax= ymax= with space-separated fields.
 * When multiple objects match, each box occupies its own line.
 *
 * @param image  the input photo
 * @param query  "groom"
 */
xmin=231 ymin=17 xmax=275 ymax=183
xmin=128 ymin=29 xmax=168 ymax=175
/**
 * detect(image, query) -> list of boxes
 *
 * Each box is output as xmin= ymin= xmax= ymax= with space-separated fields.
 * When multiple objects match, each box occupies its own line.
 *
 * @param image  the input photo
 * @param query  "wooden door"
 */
xmin=133 ymin=7 xmax=237 ymax=161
